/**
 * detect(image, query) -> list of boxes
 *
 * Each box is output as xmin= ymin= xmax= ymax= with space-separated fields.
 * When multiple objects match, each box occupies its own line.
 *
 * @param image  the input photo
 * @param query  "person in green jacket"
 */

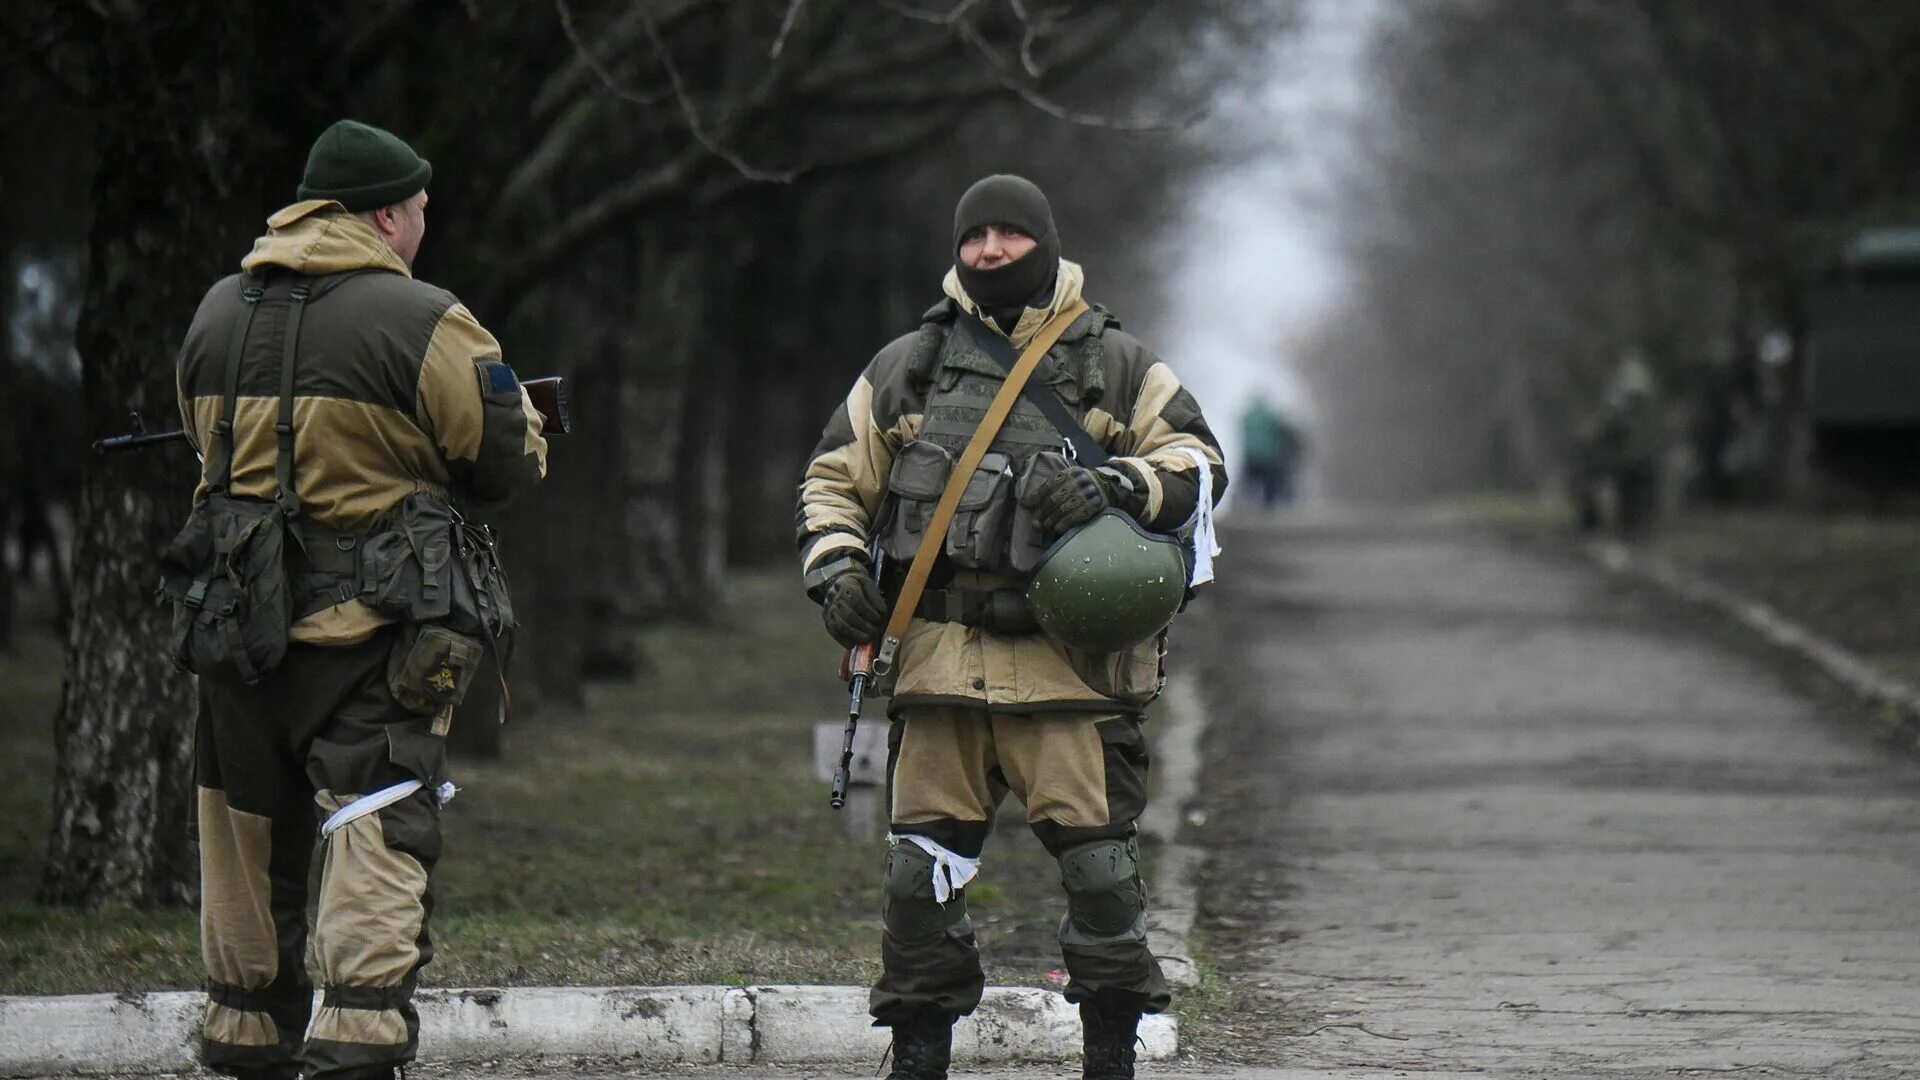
xmin=1239 ymin=394 xmax=1303 ymax=508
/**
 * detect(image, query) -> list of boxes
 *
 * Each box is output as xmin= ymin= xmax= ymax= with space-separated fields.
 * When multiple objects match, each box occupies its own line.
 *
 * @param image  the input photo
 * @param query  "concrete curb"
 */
xmin=1588 ymin=539 xmax=1920 ymax=748
xmin=4 ymin=658 xmax=1215 ymax=1078
xmin=0 ymin=985 xmax=1175 ymax=1076
xmin=1141 ymin=670 xmax=1211 ymax=990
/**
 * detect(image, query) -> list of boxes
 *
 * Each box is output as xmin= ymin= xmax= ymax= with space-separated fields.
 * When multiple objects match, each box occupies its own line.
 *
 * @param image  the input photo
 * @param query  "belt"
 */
xmin=916 ymin=587 xmax=1036 ymax=633
xmin=288 ymin=521 xmax=363 ymax=616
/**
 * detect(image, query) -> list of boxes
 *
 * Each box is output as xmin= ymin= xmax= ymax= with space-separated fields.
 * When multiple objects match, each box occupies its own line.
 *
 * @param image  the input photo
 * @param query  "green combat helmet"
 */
xmin=1027 ymin=509 xmax=1188 ymax=652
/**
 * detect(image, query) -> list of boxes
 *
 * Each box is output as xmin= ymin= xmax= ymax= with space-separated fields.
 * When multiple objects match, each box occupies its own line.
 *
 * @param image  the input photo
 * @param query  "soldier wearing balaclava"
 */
xmin=797 ymin=174 xmax=1228 ymax=1080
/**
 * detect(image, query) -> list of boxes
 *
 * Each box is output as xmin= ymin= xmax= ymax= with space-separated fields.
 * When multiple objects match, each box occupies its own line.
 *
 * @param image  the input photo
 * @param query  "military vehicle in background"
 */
xmin=1805 ymin=228 xmax=1920 ymax=500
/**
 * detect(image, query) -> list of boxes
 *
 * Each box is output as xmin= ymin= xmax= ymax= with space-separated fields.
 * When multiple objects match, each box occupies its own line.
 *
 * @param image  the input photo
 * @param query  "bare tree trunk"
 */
xmin=42 ymin=5 xmax=260 ymax=908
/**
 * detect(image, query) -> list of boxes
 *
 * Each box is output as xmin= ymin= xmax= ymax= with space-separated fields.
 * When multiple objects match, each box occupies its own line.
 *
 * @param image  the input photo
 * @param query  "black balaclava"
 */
xmin=952 ymin=174 xmax=1061 ymax=330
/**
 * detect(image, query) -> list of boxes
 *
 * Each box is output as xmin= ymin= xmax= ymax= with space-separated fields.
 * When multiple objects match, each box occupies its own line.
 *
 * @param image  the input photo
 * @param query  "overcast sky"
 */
xmin=1159 ymin=0 xmax=1383 ymax=492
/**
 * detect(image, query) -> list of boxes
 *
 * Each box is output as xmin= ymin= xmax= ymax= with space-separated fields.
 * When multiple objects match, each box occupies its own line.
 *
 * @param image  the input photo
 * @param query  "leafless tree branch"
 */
xmin=955 ymin=19 xmax=1192 ymax=131
xmin=633 ymin=1 xmax=798 ymax=183
xmin=553 ymin=0 xmax=672 ymax=108
xmin=872 ymin=0 xmax=987 ymax=27
xmin=480 ymin=147 xmax=702 ymax=315
xmin=1007 ymin=0 xmax=1044 ymax=78
xmin=770 ymin=0 xmax=808 ymax=59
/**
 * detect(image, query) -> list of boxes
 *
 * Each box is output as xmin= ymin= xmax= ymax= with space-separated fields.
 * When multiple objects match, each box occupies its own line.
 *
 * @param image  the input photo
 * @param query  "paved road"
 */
xmin=413 ymin=516 xmax=1920 ymax=1080
xmin=1189 ymin=516 xmax=1920 ymax=1077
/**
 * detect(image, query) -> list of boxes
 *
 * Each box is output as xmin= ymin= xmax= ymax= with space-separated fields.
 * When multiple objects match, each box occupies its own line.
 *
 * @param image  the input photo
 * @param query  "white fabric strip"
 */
xmin=892 ymin=832 xmax=981 ymax=904
xmin=319 ymin=779 xmax=458 ymax=838
xmin=1175 ymin=447 xmax=1222 ymax=586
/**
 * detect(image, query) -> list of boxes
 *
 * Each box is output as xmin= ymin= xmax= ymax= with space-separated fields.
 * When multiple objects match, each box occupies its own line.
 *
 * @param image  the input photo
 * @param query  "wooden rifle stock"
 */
xmin=520 ymin=376 xmax=571 ymax=434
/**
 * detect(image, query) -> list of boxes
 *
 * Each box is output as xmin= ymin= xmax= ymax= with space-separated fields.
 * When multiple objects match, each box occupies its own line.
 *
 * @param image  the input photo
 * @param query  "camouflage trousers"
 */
xmin=195 ymin=628 xmax=448 ymax=1080
xmin=871 ymin=705 xmax=1171 ymax=1025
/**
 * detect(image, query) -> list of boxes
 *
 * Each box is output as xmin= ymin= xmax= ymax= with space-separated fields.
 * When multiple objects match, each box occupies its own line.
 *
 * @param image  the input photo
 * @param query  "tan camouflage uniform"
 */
xmin=178 ymin=201 xmax=546 ymax=1080
xmin=796 ymin=260 xmax=1225 ymax=1023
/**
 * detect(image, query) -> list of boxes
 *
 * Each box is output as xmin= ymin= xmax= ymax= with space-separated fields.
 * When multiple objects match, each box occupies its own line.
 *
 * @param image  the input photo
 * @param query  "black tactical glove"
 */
xmin=822 ymin=567 xmax=888 ymax=648
xmin=1025 ymin=465 xmax=1119 ymax=535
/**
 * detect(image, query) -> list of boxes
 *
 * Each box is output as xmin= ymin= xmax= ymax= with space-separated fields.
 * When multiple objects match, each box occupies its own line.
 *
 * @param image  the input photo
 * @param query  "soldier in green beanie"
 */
xmin=296 ymin=118 xmax=435 ymax=266
xmin=177 ymin=119 xmax=547 ymax=1080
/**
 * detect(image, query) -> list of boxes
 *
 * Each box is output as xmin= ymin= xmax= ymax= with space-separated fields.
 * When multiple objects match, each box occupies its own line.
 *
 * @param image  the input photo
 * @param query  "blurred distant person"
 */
xmin=1573 ymin=353 xmax=1663 ymax=536
xmin=797 ymin=174 xmax=1225 ymax=1080
xmin=1239 ymin=394 xmax=1304 ymax=508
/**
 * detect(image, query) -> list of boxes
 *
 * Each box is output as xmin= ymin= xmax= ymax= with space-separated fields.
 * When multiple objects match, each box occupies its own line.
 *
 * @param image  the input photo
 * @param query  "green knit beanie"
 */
xmin=296 ymin=120 xmax=432 ymax=212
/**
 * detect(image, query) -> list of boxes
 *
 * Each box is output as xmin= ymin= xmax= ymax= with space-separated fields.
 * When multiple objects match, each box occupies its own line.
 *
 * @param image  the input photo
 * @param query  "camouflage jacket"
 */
xmin=796 ymin=262 xmax=1226 ymax=714
xmin=176 ymin=201 xmax=548 ymax=645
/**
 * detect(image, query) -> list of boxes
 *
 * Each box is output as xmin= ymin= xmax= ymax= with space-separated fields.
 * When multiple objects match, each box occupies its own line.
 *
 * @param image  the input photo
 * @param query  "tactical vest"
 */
xmin=881 ymin=305 xmax=1115 ymax=580
xmin=162 ymin=271 xmax=514 ymax=691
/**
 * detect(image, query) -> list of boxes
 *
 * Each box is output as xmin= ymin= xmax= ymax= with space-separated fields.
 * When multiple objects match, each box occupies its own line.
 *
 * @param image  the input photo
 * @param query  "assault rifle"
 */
xmin=93 ymin=375 xmax=572 ymax=453
xmin=831 ymin=543 xmax=887 ymax=810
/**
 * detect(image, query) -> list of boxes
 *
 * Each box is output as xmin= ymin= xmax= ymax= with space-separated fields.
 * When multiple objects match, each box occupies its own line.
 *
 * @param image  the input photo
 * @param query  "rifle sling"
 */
xmin=874 ymin=300 xmax=1089 ymax=673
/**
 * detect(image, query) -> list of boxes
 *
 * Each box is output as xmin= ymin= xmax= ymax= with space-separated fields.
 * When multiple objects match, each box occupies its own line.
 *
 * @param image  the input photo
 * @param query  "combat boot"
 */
xmin=1080 ymin=999 xmax=1143 ymax=1080
xmin=884 ymin=1009 xmax=955 ymax=1080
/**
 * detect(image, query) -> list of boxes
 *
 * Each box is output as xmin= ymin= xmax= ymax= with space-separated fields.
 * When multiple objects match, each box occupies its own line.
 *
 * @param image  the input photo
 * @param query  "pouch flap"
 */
xmin=955 ymin=451 xmax=1013 ymax=510
xmin=888 ymin=440 xmax=955 ymax=501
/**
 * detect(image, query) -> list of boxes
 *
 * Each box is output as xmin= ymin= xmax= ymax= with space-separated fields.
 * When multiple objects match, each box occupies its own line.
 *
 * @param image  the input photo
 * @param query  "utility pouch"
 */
xmin=944 ymin=450 xmax=1016 ymax=571
xmin=358 ymin=494 xmax=457 ymax=624
xmin=1008 ymin=451 xmax=1071 ymax=574
xmin=386 ymin=622 xmax=486 ymax=715
xmin=361 ymin=492 xmax=516 ymax=655
xmin=884 ymin=440 xmax=955 ymax=563
xmin=447 ymin=517 xmax=515 ymax=644
xmin=159 ymin=493 xmax=293 ymax=686
xmin=157 ymin=273 xmax=310 ymax=686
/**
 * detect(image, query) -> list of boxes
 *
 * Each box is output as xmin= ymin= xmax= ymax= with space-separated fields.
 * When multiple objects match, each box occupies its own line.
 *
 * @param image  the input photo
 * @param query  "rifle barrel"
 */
xmin=93 ymin=429 xmax=190 ymax=454
xmin=94 ymin=374 xmax=572 ymax=454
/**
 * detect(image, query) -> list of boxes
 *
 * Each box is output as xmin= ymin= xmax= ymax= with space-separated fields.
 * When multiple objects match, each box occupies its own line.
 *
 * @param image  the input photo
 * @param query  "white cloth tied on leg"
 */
xmin=1174 ymin=447 xmax=1222 ymax=586
xmin=891 ymin=833 xmax=980 ymax=904
xmin=319 ymin=778 xmax=458 ymax=838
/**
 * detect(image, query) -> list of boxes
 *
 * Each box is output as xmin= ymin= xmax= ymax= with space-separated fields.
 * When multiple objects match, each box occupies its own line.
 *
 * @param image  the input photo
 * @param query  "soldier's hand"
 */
xmin=822 ymin=568 xmax=888 ymax=648
xmin=1025 ymin=465 xmax=1116 ymax=535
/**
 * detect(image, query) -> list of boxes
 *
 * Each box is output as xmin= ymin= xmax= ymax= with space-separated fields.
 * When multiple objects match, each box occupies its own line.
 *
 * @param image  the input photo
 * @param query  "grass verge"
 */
xmin=1649 ymin=509 xmax=1920 ymax=687
xmin=0 ymin=573 xmax=1069 ymax=994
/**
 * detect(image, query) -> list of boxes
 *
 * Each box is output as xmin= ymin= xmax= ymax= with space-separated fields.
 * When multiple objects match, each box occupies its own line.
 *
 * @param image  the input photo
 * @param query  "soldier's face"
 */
xmin=959 ymin=225 xmax=1036 ymax=270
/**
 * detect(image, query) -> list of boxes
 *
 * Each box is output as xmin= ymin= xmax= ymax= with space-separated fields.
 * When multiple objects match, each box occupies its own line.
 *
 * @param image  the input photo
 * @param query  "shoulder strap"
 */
xmin=873 ymin=300 xmax=1089 ymax=676
xmin=958 ymin=313 xmax=1109 ymax=467
xmin=208 ymin=277 xmax=266 ymax=493
xmin=274 ymin=280 xmax=311 ymax=517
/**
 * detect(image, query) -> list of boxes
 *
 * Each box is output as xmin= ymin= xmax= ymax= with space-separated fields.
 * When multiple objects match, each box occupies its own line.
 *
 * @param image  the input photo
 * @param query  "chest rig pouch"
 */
xmin=883 ymin=310 xmax=1101 ymax=578
xmin=159 ymin=275 xmax=314 ymax=686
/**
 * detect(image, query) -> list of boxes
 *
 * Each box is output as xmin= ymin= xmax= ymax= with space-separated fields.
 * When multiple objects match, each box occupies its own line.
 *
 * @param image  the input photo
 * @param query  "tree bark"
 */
xmin=41 ymin=5 xmax=262 ymax=909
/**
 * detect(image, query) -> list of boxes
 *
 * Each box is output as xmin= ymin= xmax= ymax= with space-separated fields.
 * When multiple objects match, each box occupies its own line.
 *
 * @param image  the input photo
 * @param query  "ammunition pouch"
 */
xmin=915 ymin=587 xmax=1036 ymax=634
xmin=882 ymin=441 xmax=1063 ymax=577
xmin=359 ymin=491 xmax=516 ymax=649
xmin=159 ymin=493 xmax=294 ymax=687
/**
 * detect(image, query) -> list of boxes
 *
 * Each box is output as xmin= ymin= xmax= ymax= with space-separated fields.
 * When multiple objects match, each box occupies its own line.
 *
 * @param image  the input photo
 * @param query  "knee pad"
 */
xmin=1058 ymin=837 xmax=1147 ymax=947
xmin=883 ymin=840 xmax=970 ymax=944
